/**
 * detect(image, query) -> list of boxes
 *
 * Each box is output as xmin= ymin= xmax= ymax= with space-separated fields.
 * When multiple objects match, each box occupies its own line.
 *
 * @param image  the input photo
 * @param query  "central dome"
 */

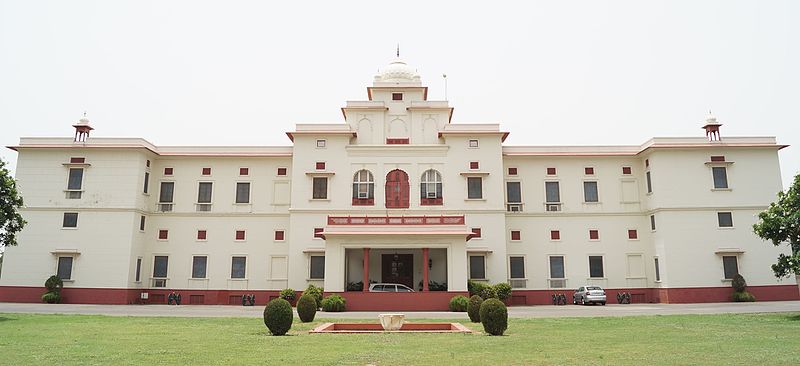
xmin=375 ymin=58 xmax=420 ymax=83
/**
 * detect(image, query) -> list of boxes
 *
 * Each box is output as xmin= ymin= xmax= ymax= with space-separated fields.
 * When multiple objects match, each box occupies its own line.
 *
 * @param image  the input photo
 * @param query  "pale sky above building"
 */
xmin=1 ymin=0 xmax=798 ymax=188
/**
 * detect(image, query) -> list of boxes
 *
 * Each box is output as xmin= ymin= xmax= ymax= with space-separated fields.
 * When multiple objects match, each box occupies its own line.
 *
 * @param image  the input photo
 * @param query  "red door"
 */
xmin=385 ymin=169 xmax=409 ymax=208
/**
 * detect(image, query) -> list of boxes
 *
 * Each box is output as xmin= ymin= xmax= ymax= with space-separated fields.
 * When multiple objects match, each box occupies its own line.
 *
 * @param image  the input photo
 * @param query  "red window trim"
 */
xmin=550 ymin=230 xmax=560 ymax=240
xmin=197 ymin=230 xmax=207 ymax=240
xmin=470 ymin=161 xmax=479 ymax=170
xmin=622 ymin=166 xmax=632 ymax=175
xmin=420 ymin=197 xmax=443 ymax=206
xmin=589 ymin=229 xmax=599 ymax=240
xmin=546 ymin=167 xmax=557 ymax=175
xmin=628 ymin=229 xmax=638 ymax=239
xmin=313 ymin=227 xmax=324 ymax=239
xmin=235 ymin=230 xmax=246 ymax=241
xmin=386 ymin=138 xmax=409 ymax=145
xmin=584 ymin=167 xmax=594 ymax=175
xmin=471 ymin=228 xmax=482 ymax=238
xmin=158 ymin=230 xmax=169 ymax=240
xmin=277 ymin=167 xmax=287 ymax=176
xmin=392 ymin=92 xmax=403 ymax=101
xmin=274 ymin=230 xmax=285 ymax=241
xmin=202 ymin=167 xmax=212 ymax=175
xmin=511 ymin=230 xmax=521 ymax=241
xmin=70 ymin=157 xmax=85 ymax=164
xmin=710 ymin=155 xmax=726 ymax=162
xmin=164 ymin=167 xmax=174 ymax=176
xmin=508 ymin=167 xmax=518 ymax=176
xmin=351 ymin=198 xmax=375 ymax=206
xmin=315 ymin=162 xmax=326 ymax=170
xmin=239 ymin=167 xmax=249 ymax=176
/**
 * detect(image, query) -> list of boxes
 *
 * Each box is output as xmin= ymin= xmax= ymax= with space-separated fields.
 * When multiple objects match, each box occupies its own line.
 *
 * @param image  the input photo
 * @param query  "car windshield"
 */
xmin=586 ymin=286 xmax=602 ymax=291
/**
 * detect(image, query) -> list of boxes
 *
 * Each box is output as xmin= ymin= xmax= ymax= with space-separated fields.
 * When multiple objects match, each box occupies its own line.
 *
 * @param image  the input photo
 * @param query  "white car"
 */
xmin=573 ymin=285 xmax=607 ymax=305
xmin=368 ymin=283 xmax=415 ymax=292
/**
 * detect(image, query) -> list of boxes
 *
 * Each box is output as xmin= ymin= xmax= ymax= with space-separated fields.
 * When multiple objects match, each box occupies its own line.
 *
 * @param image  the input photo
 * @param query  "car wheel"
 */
xmin=581 ymin=297 xmax=585 ymax=305
xmin=573 ymin=297 xmax=578 ymax=305
xmin=601 ymin=302 xmax=606 ymax=306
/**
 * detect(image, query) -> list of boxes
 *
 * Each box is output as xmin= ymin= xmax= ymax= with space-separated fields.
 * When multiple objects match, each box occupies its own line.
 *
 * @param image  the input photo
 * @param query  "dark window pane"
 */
xmin=646 ymin=171 xmax=653 ymax=193
xmin=313 ymin=177 xmax=328 ymax=199
xmin=545 ymin=182 xmax=560 ymax=202
xmin=506 ymin=182 xmax=521 ymax=203
xmin=159 ymin=182 xmax=174 ymax=203
xmin=135 ymin=258 xmax=142 ymax=282
xmin=139 ymin=215 xmax=146 ymax=231
xmin=67 ymin=168 xmax=83 ymax=190
xmin=712 ymin=167 xmax=728 ymax=189
xmin=192 ymin=256 xmax=207 ymax=279
xmin=723 ymin=256 xmax=738 ymax=279
xmin=57 ymin=257 xmax=73 ymax=280
xmin=198 ymin=182 xmax=213 ymax=203
xmin=310 ymin=256 xmax=325 ymax=279
xmin=510 ymin=257 xmax=525 ymax=279
xmin=549 ymin=256 xmax=565 ymax=278
xmin=583 ymin=181 xmax=598 ymax=202
xmin=153 ymin=256 xmax=168 ymax=278
xmin=143 ymin=172 xmax=150 ymax=194
xmin=62 ymin=213 xmax=78 ymax=228
xmin=654 ymin=258 xmax=660 ymax=282
xmin=469 ymin=256 xmax=485 ymax=279
xmin=231 ymin=257 xmax=246 ymax=279
xmin=650 ymin=215 xmax=656 ymax=230
xmin=718 ymin=212 xmax=733 ymax=227
xmin=467 ymin=177 xmax=482 ymax=199
xmin=589 ymin=256 xmax=604 ymax=278
xmin=236 ymin=182 xmax=250 ymax=203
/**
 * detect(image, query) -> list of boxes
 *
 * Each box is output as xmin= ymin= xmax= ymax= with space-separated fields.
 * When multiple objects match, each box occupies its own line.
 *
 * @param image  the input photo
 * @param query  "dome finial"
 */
xmin=396 ymin=43 xmax=400 ymax=58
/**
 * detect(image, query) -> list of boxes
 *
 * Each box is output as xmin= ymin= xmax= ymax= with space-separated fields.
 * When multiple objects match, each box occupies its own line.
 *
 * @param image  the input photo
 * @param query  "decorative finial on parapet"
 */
xmin=396 ymin=44 xmax=400 ymax=58
xmin=702 ymin=110 xmax=722 ymax=142
xmin=72 ymin=112 xmax=94 ymax=142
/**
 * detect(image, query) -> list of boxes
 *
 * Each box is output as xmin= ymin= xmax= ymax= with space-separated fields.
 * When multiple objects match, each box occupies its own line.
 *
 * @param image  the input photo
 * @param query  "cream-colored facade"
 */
xmin=1 ymin=58 xmax=797 ymax=307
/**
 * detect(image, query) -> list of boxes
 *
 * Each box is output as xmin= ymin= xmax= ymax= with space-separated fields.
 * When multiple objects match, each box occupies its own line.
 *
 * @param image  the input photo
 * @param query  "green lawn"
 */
xmin=1 ymin=312 xmax=799 ymax=365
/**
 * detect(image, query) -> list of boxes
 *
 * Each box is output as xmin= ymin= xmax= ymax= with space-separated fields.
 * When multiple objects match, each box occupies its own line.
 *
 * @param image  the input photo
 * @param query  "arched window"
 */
xmin=420 ymin=169 xmax=443 ymax=206
xmin=385 ymin=169 xmax=410 ymax=208
xmin=352 ymin=170 xmax=374 ymax=206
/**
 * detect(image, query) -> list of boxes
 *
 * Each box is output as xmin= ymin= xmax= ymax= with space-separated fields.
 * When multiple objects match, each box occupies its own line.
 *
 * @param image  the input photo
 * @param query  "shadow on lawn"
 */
xmin=786 ymin=314 xmax=800 ymax=322
xmin=0 ymin=316 xmax=17 ymax=322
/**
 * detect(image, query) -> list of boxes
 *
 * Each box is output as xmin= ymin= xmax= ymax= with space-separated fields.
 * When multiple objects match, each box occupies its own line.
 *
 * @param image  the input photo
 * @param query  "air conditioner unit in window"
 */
xmin=158 ymin=203 xmax=173 ymax=212
xmin=509 ymin=279 xmax=527 ymax=289
xmin=196 ymin=203 xmax=212 ymax=212
xmin=546 ymin=204 xmax=562 ymax=212
xmin=140 ymin=292 xmax=149 ymax=300
xmin=152 ymin=279 xmax=167 ymax=288
xmin=507 ymin=203 xmax=522 ymax=212
xmin=549 ymin=279 xmax=566 ymax=288
xmin=358 ymin=192 xmax=369 ymax=199
xmin=426 ymin=192 xmax=437 ymax=199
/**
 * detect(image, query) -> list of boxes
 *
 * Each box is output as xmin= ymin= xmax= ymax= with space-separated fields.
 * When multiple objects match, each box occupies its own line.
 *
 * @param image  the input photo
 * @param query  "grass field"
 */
xmin=1 ymin=312 xmax=799 ymax=365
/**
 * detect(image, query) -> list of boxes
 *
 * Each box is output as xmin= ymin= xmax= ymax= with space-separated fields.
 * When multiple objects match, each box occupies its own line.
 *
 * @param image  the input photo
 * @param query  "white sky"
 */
xmin=1 ymin=0 xmax=798 ymax=188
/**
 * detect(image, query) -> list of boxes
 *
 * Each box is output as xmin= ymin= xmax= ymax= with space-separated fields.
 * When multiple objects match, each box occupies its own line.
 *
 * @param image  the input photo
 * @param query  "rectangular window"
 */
xmin=723 ymin=256 xmax=738 ymax=279
xmin=310 ymin=255 xmax=325 ymax=279
xmin=312 ymin=177 xmax=328 ymax=199
xmin=197 ymin=230 xmax=207 ymax=240
xmin=139 ymin=215 xmax=146 ymax=231
xmin=646 ymin=171 xmax=653 ymax=193
xmin=469 ymin=161 xmax=479 ymax=170
xmin=192 ymin=256 xmax=208 ymax=279
xmin=545 ymin=182 xmax=560 ymax=203
xmin=469 ymin=255 xmax=486 ymax=279
xmin=202 ymin=167 xmax=211 ymax=175
xmin=712 ymin=167 xmax=728 ymax=189
xmin=316 ymin=139 xmax=326 ymax=148
xmin=314 ymin=228 xmax=324 ymax=239
xmin=583 ymin=181 xmax=599 ymax=202
xmin=546 ymin=167 xmax=557 ymax=175
xmin=589 ymin=229 xmax=599 ymax=240
xmin=622 ymin=166 xmax=632 ymax=175
xmin=584 ymin=167 xmax=594 ymax=175
xmin=135 ymin=258 xmax=142 ymax=282
xmin=392 ymin=92 xmax=403 ymax=101
xmin=510 ymin=257 xmax=525 ymax=279
xmin=235 ymin=230 xmax=246 ymax=241
xmin=628 ymin=229 xmax=638 ymax=240
xmin=235 ymin=182 xmax=250 ymax=204
xmin=231 ymin=257 xmax=246 ymax=279
xmin=67 ymin=168 xmax=84 ymax=190
xmin=62 ymin=212 xmax=78 ymax=228
xmin=469 ymin=139 xmax=479 ymax=148
xmin=506 ymin=182 xmax=522 ymax=203
xmin=467 ymin=177 xmax=483 ymax=199
xmin=471 ymin=228 xmax=482 ymax=238
xmin=650 ymin=215 xmax=656 ymax=230
xmin=315 ymin=162 xmax=326 ymax=170
xmin=239 ymin=167 xmax=249 ymax=176
xmin=654 ymin=257 xmax=661 ymax=282
xmin=589 ymin=256 xmax=604 ymax=278
xmin=645 ymin=159 xmax=649 ymax=167
xmin=549 ymin=256 xmax=565 ymax=279
xmin=710 ymin=155 xmax=726 ymax=162
xmin=153 ymin=256 xmax=168 ymax=278
xmin=57 ymin=257 xmax=73 ymax=280
xmin=197 ymin=182 xmax=213 ymax=203
xmin=277 ymin=167 xmax=287 ymax=176
xmin=511 ymin=230 xmax=521 ymax=241
xmin=508 ymin=167 xmax=517 ymax=176
xmin=550 ymin=230 xmax=560 ymax=240
xmin=159 ymin=182 xmax=175 ymax=203
xmin=143 ymin=172 xmax=150 ymax=194
xmin=718 ymin=212 xmax=734 ymax=227
xmin=274 ymin=230 xmax=285 ymax=241
xmin=158 ymin=230 xmax=169 ymax=240
xmin=164 ymin=167 xmax=173 ymax=176
xmin=70 ymin=157 xmax=85 ymax=164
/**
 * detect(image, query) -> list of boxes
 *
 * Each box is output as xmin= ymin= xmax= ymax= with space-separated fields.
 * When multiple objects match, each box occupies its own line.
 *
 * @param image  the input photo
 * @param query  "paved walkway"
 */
xmin=1 ymin=301 xmax=798 ymax=319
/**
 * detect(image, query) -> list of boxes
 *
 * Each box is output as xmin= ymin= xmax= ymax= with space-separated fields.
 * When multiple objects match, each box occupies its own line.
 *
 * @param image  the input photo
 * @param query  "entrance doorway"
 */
xmin=381 ymin=254 xmax=413 ymax=288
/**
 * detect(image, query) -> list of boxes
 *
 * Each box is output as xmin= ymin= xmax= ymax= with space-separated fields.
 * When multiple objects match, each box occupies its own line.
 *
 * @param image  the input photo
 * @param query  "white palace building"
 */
xmin=1 ymin=58 xmax=798 ymax=310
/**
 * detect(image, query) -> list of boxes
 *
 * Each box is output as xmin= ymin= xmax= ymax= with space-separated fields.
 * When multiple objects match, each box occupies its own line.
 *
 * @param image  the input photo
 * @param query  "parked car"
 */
xmin=573 ymin=285 xmax=607 ymax=305
xmin=368 ymin=283 xmax=415 ymax=292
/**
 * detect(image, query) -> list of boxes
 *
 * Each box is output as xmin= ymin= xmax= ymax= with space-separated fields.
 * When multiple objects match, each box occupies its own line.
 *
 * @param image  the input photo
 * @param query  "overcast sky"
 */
xmin=1 ymin=1 xmax=797 ymax=188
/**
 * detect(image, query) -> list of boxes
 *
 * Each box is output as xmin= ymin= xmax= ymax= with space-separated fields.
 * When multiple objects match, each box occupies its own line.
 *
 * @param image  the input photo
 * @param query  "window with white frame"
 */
xmin=352 ymin=170 xmax=374 ymax=204
xmin=310 ymin=255 xmax=325 ymax=279
xmin=509 ymin=256 xmax=525 ymax=279
xmin=57 ymin=256 xmax=74 ymax=280
xmin=467 ymin=177 xmax=483 ymax=199
xmin=152 ymin=256 xmax=168 ymax=287
xmin=420 ymin=169 xmax=443 ymax=204
xmin=66 ymin=168 xmax=84 ymax=199
xmin=469 ymin=255 xmax=486 ymax=279
xmin=62 ymin=212 xmax=78 ymax=228
xmin=235 ymin=182 xmax=250 ymax=204
xmin=506 ymin=181 xmax=522 ymax=211
xmin=589 ymin=256 xmax=604 ymax=278
xmin=231 ymin=256 xmax=247 ymax=279
xmin=712 ymin=167 xmax=728 ymax=189
xmin=646 ymin=171 xmax=653 ymax=193
xmin=316 ymin=139 xmax=326 ymax=148
xmin=654 ymin=257 xmax=661 ymax=282
xmin=583 ymin=181 xmax=598 ymax=203
xmin=312 ymin=177 xmax=328 ymax=199
xmin=192 ymin=256 xmax=208 ymax=279
xmin=723 ymin=255 xmax=738 ymax=279
xmin=197 ymin=182 xmax=213 ymax=211
xmin=718 ymin=212 xmax=734 ymax=227
xmin=549 ymin=256 xmax=566 ymax=288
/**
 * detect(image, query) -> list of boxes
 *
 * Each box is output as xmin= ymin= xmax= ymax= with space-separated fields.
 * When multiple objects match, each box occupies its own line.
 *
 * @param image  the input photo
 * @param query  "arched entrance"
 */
xmin=385 ymin=169 xmax=409 ymax=208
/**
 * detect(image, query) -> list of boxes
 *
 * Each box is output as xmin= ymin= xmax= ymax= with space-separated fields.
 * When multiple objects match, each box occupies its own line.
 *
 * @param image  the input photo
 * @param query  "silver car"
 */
xmin=573 ymin=285 xmax=607 ymax=305
xmin=368 ymin=283 xmax=415 ymax=292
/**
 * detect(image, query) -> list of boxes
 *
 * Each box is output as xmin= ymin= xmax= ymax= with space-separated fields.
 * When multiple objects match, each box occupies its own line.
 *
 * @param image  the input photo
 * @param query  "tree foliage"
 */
xmin=753 ymin=173 xmax=800 ymax=278
xmin=0 ymin=159 xmax=26 ymax=248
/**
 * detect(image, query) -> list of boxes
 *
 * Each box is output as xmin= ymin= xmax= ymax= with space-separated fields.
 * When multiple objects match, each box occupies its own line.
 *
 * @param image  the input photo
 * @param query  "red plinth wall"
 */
xmin=1 ymin=285 xmax=797 ymax=308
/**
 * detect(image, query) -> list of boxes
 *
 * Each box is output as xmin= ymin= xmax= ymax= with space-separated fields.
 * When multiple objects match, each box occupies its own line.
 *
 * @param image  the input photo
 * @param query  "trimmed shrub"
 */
xmin=731 ymin=274 xmax=747 ymax=293
xmin=263 ymin=298 xmax=293 ymax=336
xmin=479 ymin=286 xmax=497 ymax=300
xmin=297 ymin=294 xmax=317 ymax=322
xmin=41 ymin=291 xmax=61 ymax=304
xmin=479 ymin=298 xmax=508 ymax=336
xmin=467 ymin=295 xmax=483 ymax=322
xmin=45 ymin=275 xmax=63 ymax=293
xmin=468 ymin=280 xmax=488 ymax=297
xmin=448 ymin=295 xmax=469 ymax=312
xmin=279 ymin=288 xmax=296 ymax=303
xmin=346 ymin=281 xmax=363 ymax=291
xmin=493 ymin=282 xmax=512 ymax=301
xmin=321 ymin=294 xmax=346 ymax=312
xmin=733 ymin=291 xmax=756 ymax=302
xmin=302 ymin=284 xmax=324 ymax=309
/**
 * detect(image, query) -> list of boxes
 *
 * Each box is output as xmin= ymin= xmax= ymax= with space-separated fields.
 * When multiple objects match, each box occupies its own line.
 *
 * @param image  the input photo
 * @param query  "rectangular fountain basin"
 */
xmin=309 ymin=322 xmax=473 ymax=334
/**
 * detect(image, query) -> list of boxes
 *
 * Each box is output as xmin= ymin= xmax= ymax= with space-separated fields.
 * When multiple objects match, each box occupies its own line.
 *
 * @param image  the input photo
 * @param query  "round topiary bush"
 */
xmin=321 ymin=294 xmax=346 ymax=312
xmin=731 ymin=274 xmax=747 ymax=293
xmin=45 ymin=275 xmax=63 ymax=293
xmin=733 ymin=291 xmax=756 ymax=302
xmin=479 ymin=298 xmax=508 ymax=336
xmin=302 ymin=285 xmax=324 ymax=309
xmin=297 ymin=294 xmax=318 ymax=322
xmin=263 ymin=298 xmax=293 ymax=336
xmin=493 ymin=283 xmax=512 ymax=301
xmin=479 ymin=286 xmax=497 ymax=300
xmin=467 ymin=295 xmax=483 ymax=322
xmin=41 ymin=291 xmax=61 ymax=304
xmin=279 ymin=288 xmax=296 ymax=303
xmin=448 ymin=295 xmax=469 ymax=312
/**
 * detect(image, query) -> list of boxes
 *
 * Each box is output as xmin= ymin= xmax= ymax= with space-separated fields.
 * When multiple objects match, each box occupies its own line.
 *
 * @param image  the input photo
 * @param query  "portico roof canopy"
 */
xmin=321 ymin=215 xmax=477 ymax=241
